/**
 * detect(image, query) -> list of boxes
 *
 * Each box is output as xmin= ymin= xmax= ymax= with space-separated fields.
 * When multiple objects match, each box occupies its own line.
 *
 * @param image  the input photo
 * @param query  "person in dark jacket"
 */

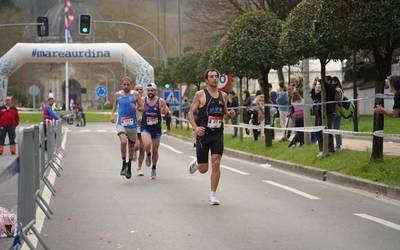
xmin=229 ymin=90 xmax=239 ymax=137
xmin=0 ymin=96 xmax=19 ymax=155
xmin=374 ymin=75 xmax=400 ymax=118
xmin=324 ymin=76 xmax=336 ymax=153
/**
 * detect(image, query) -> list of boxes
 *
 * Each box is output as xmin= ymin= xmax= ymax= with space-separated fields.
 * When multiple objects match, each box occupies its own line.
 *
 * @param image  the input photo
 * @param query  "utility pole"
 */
xmin=352 ymin=51 xmax=359 ymax=131
xmin=177 ymin=0 xmax=182 ymax=56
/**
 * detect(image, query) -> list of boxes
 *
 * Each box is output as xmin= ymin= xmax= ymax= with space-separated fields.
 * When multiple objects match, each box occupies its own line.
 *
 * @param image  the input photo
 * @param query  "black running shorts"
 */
xmin=196 ymin=132 xmax=224 ymax=164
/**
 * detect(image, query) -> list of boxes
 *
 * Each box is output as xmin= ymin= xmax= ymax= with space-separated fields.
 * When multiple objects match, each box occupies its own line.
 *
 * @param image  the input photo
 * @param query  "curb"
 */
xmin=166 ymin=133 xmax=400 ymax=201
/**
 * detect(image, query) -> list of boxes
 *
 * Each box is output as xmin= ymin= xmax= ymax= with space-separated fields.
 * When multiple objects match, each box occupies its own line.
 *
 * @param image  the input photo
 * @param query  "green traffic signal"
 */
xmin=79 ymin=14 xmax=91 ymax=35
xmin=164 ymin=83 xmax=171 ymax=89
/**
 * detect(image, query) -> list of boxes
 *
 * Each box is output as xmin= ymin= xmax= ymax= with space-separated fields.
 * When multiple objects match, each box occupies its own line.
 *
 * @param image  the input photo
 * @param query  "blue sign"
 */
xmin=163 ymin=90 xmax=180 ymax=110
xmin=96 ymin=85 xmax=107 ymax=97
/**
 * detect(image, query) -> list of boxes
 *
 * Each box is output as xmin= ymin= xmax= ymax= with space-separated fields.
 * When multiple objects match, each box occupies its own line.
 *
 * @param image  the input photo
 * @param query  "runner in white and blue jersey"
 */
xmin=111 ymin=77 xmax=144 ymax=179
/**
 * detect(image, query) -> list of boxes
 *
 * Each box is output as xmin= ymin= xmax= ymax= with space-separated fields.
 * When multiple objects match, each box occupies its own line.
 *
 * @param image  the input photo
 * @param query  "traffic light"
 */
xmin=79 ymin=14 xmax=91 ymax=35
xmin=164 ymin=82 xmax=171 ymax=89
xmin=37 ymin=17 xmax=49 ymax=37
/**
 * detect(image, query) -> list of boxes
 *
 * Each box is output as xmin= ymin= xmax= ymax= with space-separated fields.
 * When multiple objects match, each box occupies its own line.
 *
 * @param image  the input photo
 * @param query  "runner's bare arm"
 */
xmin=159 ymin=98 xmax=170 ymax=115
xmin=135 ymin=92 xmax=144 ymax=112
xmin=110 ymin=94 xmax=117 ymax=123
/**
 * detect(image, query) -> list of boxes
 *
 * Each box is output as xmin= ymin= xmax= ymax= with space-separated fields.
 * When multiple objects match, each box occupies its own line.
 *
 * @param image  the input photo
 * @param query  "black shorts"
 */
xmin=196 ymin=133 xmax=224 ymax=164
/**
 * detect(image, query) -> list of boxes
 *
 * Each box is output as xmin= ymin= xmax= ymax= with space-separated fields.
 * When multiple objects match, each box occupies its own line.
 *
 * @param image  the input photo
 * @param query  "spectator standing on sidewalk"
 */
xmin=374 ymin=75 xmax=400 ymax=118
xmin=229 ymin=90 xmax=239 ymax=137
xmin=243 ymin=90 xmax=252 ymax=135
xmin=0 ymin=96 xmax=19 ymax=155
xmin=332 ymin=76 xmax=343 ymax=151
xmin=276 ymin=82 xmax=290 ymax=141
xmin=311 ymin=80 xmax=323 ymax=154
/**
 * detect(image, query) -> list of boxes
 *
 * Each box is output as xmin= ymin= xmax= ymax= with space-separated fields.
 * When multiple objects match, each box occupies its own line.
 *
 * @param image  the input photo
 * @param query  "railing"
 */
xmin=0 ymin=120 xmax=65 ymax=250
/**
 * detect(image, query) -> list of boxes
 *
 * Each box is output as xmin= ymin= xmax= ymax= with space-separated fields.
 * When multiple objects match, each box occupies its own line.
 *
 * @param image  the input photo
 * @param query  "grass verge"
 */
xmin=168 ymin=126 xmax=400 ymax=187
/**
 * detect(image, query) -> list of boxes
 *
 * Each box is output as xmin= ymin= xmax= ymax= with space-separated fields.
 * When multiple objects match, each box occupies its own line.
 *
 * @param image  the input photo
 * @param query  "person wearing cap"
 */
xmin=42 ymin=94 xmax=60 ymax=122
xmin=111 ymin=77 xmax=144 ymax=179
xmin=0 ymin=96 xmax=19 ymax=155
xmin=141 ymin=82 xmax=170 ymax=179
xmin=187 ymin=69 xmax=235 ymax=205
xmin=133 ymin=83 xmax=146 ymax=176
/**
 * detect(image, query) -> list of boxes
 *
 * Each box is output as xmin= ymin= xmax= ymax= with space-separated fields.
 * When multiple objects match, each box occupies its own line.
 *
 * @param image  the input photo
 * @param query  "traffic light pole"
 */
xmin=92 ymin=20 xmax=168 ymax=67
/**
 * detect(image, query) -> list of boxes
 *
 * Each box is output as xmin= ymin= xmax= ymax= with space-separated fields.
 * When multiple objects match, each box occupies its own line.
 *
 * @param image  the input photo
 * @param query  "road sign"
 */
xmin=218 ymin=73 xmax=232 ymax=91
xmin=163 ymin=89 xmax=180 ymax=110
xmin=28 ymin=84 xmax=40 ymax=96
xmin=96 ymin=85 xmax=107 ymax=97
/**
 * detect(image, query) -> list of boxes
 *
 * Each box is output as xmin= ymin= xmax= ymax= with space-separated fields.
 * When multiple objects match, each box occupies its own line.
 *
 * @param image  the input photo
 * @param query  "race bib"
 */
xmin=146 ymin=116 xmax=158 ymax=126
xmin=207 ymin=116 xmax=222 ymax=129
xmin=121 ymin=116 xmax=134 ymax=127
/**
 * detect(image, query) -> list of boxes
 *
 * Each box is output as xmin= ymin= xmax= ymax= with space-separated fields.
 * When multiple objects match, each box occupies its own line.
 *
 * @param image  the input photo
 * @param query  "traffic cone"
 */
xmin=10 ymin=145 xmax=16 ymax=155
xmin=0 ymin=145 xmax=3 ymax=155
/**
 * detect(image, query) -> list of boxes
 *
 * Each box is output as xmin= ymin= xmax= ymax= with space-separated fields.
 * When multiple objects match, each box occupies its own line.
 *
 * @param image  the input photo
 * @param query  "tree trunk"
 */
xmin=319 ymin=59 xmax=329 ymax=156
xmin=371 ymin=48 xmax=392 ymax=160
xmin=277 ymin=66 xmax=285 ymax=83
xmin=302 ymin=58 xmax=311 ymax=145
xmin=239 ymin=76 xmax=244 ymax=142
xmin=260 ymin=66 xmax=272 ymax=147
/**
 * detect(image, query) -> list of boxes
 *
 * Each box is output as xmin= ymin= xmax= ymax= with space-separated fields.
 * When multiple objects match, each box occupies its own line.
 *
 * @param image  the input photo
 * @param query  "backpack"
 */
xmin=338 ymin=96 xmax=355 ymax=119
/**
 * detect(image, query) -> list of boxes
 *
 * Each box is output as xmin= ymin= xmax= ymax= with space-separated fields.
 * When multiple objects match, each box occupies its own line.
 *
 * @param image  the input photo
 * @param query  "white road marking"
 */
xmin=78 ymin=129 xmax=90 ymax=133
xmin=22 ymin=130 xmax=68 ymax=249
xmin=221 ymin=165 xmax=249 ymax=175
xmin=260 ymin=163 xmax=272 ymax=168
xmin=187 ymin=156 xmax=249 ymax=175
xmin=160 ymin=142 xmax=183 ymax=154
xmin=353 ymin=213 xmax=400 ymax=231
xmin=96 ymin=129 xmax=107 ymax=133
xmin=263 ymin=180 xmax=320 ymax=200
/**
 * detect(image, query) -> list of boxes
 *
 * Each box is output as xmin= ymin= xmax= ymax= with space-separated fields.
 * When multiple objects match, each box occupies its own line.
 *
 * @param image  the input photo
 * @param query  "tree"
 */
xmin=223 ymin=10 xmax=283 ymax=147
xmin=155 ymin=57 xmax=178 ymax=86
xmin=345 ymin=0 xmax=400 ymax=160
xmin=281 ymin=0 xmax=350 ymax=156
xmin=175 ymin=47 xmax=202 ymax=88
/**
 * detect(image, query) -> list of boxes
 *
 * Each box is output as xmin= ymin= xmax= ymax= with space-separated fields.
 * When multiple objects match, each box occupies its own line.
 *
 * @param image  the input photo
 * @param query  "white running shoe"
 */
xmin=208 ymin=195 xmax=220 ymax=206
xmin=188 ymin=159 xmax=198 ymax=174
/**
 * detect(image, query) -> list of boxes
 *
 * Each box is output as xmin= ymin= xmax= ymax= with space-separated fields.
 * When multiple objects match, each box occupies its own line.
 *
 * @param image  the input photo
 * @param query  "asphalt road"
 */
xmin=4 ymin=123 xmax=400 ymax=250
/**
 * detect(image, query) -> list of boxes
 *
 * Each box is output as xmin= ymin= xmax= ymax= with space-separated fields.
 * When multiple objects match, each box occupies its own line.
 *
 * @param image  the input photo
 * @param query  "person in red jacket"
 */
xmin=0 ymin=96 xmax=19 ymax=155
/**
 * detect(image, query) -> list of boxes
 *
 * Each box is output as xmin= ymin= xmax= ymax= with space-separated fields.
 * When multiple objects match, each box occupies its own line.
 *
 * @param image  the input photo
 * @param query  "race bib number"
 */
xmin=121 ymin=116 xmax=134 ymax=127
xmin=146 ymin=116 xmax=158 ymax=126
xmin=207 ymin=116 xmax=222 ymax=129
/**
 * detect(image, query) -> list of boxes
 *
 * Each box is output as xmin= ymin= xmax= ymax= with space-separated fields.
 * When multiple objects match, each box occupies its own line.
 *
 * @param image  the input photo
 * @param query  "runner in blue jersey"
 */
xmin=141 ymin=82 xmax=170 ymax=179
xmin=111 ymin=77 xmax=144 ymax=179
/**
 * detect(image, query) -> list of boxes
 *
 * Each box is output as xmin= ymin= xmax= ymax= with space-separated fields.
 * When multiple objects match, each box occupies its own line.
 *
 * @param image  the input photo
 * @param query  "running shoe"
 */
xmin=120 ymin=162 xmax=127 ymax=176
xmin=188 ymin=158 xmax=198 ymax=174
xmin=150 ymin=168 xmax=156 ymax=179
xmin=137 ymin=167 xmax=144 ymax=176
xmin=145 ymin=153 xmax=151 ymax=167
xmin=208 ymin=195 xmax=220 ymax=206
xmin=126 ymin=161 xmax=132 ymax=179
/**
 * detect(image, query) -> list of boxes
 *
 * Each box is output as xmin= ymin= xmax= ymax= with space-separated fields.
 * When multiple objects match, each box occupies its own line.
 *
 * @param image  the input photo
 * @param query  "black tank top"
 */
xmin=196 ymin=89 xmax=225 ymax=135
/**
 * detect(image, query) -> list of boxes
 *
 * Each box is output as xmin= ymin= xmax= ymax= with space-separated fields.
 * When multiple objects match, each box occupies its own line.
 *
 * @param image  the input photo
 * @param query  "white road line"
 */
xmin=78 ymin=129 xmax=90 ymax=133
xmin=22 ymin=130 xmax=68 ymax=249
xmin=353 ymin=213 xmax=400 ymax=231
xmin=160 ymin=143 xmax=183 ymax=154
xmin=263 ymin=180 xmax=320 ymax=200
xmin=96 ymin=129 xmax=107 ymax=133
xmin=221 ymin=165 xmax=249 ymax=175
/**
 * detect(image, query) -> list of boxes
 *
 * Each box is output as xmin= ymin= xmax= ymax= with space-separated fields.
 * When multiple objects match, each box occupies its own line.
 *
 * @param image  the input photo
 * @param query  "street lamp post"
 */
xmin=93 ymin=20 xmax=168 ymax=67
